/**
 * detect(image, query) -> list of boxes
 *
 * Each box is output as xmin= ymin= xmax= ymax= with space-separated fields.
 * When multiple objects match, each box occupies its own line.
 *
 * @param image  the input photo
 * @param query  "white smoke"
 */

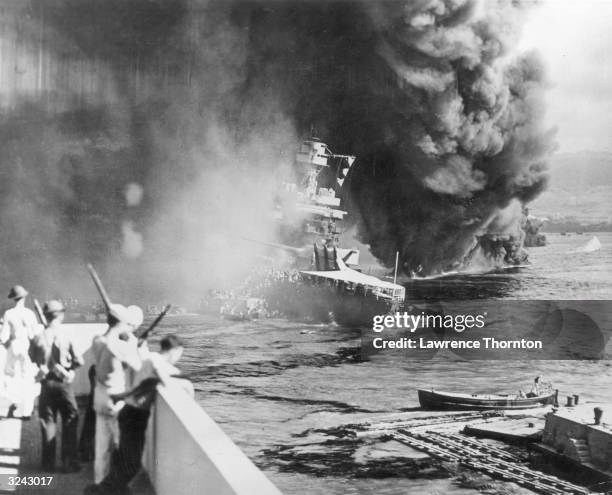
xmin=121 ymin=221 xmax=143 ymax=259
xmin=125 ymin=182 xmax=144 ymax=207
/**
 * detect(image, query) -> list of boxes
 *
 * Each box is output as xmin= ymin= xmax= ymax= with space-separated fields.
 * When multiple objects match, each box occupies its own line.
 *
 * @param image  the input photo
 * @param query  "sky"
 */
xmin=520 ymin=0 xmax=612 ymax=153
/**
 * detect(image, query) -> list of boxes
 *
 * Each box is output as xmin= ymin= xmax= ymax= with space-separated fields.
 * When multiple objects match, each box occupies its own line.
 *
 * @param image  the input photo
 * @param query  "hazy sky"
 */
xmin=520 ymin=0 xmax=612 ymax=153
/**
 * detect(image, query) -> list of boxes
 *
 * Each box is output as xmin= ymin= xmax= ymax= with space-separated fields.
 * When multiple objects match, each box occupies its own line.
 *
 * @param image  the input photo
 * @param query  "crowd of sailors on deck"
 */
xmin=230 ymin=268 xmax=303 ymax=296
xmin=0 ymin=284 xmax=193 ymax=495
xmin=200 ymin=269 xmax=303 ymax=318
xmin=241 ymin=267 xmax=390 ymax=299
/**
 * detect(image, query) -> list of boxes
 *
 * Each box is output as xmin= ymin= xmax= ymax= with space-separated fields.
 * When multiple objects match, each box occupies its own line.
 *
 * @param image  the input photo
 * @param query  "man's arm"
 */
xmin=26 ymin=309 xmax=38 ymax=339
xmin=106 ymin=333 xmax=142 ymax=371
xmin=91 ymin=336 xmax=103 ymax=366
xmin=150 ymin=355 xmax=181 ymax=387
xmin=110 ymin=377 xmax=160 ymax=403
xmin=69 ymin=342 xmax=84 ymax=370
xmin=0 ymin=312 xmax=10 ymax=344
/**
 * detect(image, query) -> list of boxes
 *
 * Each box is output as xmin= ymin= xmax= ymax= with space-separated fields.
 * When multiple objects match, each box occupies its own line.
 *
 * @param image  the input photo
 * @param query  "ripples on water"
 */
xmin=157 ymin=233 xmax=612 ymax=495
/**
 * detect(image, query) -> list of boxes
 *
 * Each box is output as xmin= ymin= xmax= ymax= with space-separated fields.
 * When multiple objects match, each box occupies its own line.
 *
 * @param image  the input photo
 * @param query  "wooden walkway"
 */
xmin=0 ymin=403 xmax=154 ymax=495
xmin=351 ymin=411 xmax=594 ymax=495
xmin=392 ymin=430 xmax=591 ymax=495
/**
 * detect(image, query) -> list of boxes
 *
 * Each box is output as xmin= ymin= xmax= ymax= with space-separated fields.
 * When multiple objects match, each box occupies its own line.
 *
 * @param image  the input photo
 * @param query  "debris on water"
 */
xmin=186 ymin=346 xmax=361 ymax=380
xmin=259 ymin=437 xmax=451 ymax=480
xmin=454 ymin=473 xmax=520 ymax=495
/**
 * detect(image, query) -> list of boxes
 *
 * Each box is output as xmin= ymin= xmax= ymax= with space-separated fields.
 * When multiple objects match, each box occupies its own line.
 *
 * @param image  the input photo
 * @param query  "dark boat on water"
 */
xmin=418 ymin=389 xmax=558 ymax=411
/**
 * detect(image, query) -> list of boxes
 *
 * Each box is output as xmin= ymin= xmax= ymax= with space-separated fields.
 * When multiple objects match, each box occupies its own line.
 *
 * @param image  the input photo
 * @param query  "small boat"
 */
xmin=418 ymin=389 xmax=557 ymax=411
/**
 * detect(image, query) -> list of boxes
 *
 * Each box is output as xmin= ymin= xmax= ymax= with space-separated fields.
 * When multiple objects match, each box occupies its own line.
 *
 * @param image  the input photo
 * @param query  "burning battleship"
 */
xmin=209 ymin=126 xmax=545 ymax=324
xmin=215 ymin=137 xmax=405 ymax=324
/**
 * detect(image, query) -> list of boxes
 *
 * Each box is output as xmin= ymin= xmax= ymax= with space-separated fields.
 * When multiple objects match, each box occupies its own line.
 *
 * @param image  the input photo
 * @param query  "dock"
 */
xmin=464 ymin=416 xmax=545 ymax=442
xmin=349 ymin=409 xmax=595 ymax=494
xmin=392 ymin=430 xmax=589 ymax=494
xmin=536 ymin=403 xmax=612 ymax=481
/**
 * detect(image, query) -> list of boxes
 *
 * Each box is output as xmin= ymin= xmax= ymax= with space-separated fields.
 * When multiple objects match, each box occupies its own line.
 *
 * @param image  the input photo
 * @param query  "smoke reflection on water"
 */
xmin=151 ymin=234 xmax=612 ymax=495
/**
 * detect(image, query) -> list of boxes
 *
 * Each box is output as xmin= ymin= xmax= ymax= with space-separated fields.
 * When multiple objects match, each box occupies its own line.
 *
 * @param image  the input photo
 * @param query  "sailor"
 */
xmin=526 ymin=376 xmax=542 ymax=398
xmin=91 ymin=304 xmax=143 ymax=484
xmin=86 ymin=335 xmax=190 ymax=495
xmin=0 ymin=285 xmax=39 ymax=418
xmin=78 ymin=365 xmax=97 ymax=462
xmin=30 ymin=300 xmax=83 ymax=472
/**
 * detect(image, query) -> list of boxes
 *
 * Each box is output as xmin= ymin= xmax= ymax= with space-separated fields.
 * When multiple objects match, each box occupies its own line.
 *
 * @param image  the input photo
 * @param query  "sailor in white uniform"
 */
xmin=0 ymin=285 xmax=39 ymax=418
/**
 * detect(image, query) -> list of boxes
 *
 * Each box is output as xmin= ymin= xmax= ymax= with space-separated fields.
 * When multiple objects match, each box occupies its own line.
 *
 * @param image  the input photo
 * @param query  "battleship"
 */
xmin=232 ymin=137 xmax=406 ymax=325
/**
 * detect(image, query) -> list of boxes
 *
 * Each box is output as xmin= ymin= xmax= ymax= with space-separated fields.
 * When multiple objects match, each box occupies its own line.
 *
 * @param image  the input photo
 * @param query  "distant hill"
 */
xmin=528 ymin=151 xmax=612 ymax=222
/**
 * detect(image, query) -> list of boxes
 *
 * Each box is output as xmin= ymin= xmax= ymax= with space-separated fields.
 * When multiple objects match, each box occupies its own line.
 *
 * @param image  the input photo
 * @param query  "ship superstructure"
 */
xmin=269 ymin=138 xmax=406 ymax=321
xmin=218 ymin=137 xmax=405 ymax=322
xmin=274 ymin=138 xmax=359 ymax=266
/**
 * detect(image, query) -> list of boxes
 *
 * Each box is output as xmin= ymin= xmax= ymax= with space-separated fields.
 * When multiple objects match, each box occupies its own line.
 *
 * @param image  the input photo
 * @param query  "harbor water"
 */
xmin=157 ymin=233 xmax=612 ymax=495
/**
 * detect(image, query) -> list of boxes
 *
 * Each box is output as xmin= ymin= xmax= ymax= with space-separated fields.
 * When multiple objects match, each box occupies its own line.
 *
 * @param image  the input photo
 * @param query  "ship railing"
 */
xmin=64 ymin=324 xmax=283 ymax=495
xmin=143 ymin=384 xmax=283 ymax=495
xmin=299 ymin=273 xmax=405 ymax=303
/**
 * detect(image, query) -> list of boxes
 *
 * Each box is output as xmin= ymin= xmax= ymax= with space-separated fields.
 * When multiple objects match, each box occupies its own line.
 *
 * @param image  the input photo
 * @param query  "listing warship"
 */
xmin=239 ymin=137 xmax=405 ymax=325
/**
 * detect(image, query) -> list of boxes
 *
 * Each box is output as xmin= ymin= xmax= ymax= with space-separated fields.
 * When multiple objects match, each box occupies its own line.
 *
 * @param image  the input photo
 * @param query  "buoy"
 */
xmin=566 ymin=396 xmax=574 ymax=407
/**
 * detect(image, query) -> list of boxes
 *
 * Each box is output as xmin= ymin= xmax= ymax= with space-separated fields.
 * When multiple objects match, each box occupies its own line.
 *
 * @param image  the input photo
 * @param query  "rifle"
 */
xmin=137 ymin=304 xmax=172 ymax=344
xmin=33 ymin=298 xmax=48 ymax=327
xmin=110 ymin=377 xmax=160 ymax=403
xmin=86 ymin=263 xmax=112 ymax=312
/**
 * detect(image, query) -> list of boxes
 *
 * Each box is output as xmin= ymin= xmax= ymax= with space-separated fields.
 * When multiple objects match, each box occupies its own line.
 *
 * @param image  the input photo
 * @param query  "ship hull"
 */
xmin=418 ymin=389 xmax=557 ymax=411
xmin=260 ymin=279 xmax=398 ymax=326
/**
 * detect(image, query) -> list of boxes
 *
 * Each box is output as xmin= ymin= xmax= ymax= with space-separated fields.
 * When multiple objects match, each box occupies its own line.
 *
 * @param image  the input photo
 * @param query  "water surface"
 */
xmin=158 ymin=233 xmax=612 ymax=494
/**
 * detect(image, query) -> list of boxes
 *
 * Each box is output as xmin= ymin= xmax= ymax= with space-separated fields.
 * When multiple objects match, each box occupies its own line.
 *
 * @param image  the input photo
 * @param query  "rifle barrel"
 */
xmin=33 ymin=298 xmax=48 ymax=326
xmin=138 ymin=304 xmax=172 ymax=342
xmin=87 ymin=263 xmax=112 ymax=311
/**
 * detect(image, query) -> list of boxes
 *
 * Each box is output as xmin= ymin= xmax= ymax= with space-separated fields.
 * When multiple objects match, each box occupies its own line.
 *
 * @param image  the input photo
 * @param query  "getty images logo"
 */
xmin=372 ymin=311 xmax=487 ymax=333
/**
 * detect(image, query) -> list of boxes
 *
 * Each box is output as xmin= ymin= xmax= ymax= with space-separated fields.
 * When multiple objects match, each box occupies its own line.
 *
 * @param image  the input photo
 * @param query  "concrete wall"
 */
xmin=66 ymin=323 xmax=283 ymax=495
xmin=143 ymin=385 xmax=283 ymax=495
xmin=543 ymin=408 xmax=612 ymax=471
xmin=587 ymin=426 xmax=612 ymax=469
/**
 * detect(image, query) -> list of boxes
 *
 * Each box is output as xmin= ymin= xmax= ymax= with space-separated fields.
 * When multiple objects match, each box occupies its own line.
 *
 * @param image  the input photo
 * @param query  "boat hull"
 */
xmin=259 ymin=279 xmax=398 ymax=325
xmin=418 ymin=389 xmax=557 ymax=411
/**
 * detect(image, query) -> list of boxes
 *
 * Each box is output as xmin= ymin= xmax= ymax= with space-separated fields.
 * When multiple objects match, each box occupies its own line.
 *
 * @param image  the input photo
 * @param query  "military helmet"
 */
xmin=8 ymin=285 xmax=28 ymax=300
xmin=43 ymin=300 xmax=66 ymax=316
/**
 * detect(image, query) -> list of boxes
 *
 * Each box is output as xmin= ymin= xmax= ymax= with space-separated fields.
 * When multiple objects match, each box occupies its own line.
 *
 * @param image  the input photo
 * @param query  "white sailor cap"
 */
xmin=109 ymin=303 xmax=144 ymax=328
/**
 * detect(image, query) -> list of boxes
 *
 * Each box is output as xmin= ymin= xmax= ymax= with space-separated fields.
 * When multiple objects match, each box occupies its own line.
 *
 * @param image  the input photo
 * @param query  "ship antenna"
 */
xmin=393 ymin=251 xmax=399 ymax=286
xmin=310 ymin=124 xmax=318 ymax=139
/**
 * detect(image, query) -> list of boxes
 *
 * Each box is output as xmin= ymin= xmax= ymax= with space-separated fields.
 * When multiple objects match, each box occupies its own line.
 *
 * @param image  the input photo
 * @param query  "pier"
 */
xmin=537 ymin=403 xmax=612 ymax=479
xmin=350 ymin=409 xmax=599 ymax=494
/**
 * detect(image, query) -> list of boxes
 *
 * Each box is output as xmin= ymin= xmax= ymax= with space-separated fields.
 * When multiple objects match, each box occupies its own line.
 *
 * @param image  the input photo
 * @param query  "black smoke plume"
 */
xmin=346 ymin=1 xmax=556 ymax=275
xmin=0 ymin=0 xmax=553 ymax=304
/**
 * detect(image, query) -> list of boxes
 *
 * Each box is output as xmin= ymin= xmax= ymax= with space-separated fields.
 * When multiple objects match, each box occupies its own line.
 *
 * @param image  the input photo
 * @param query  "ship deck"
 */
xmin=0 ymin=324 xmax=283 ymax=495
xmin=0 ymin=400 xmax=154 ymax=495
